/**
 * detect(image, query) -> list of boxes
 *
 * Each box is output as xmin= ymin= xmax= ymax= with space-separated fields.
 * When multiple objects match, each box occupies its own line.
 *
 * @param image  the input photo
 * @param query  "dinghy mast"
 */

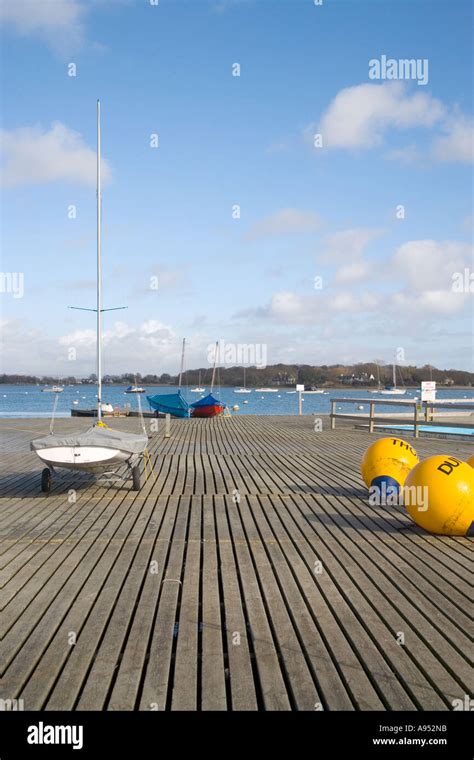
xmin=68 ymin=100 xmax=127 ymax=417
xmin=97 ymin=99 xmax=103 ymax=420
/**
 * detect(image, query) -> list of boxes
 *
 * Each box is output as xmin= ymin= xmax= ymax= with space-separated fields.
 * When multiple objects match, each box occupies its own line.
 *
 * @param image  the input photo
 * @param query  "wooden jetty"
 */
xmin=0 ymin=416 xmax=471 ymax=711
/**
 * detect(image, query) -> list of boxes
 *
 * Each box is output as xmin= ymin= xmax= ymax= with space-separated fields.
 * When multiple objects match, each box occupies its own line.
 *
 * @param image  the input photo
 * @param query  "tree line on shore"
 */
xmin=1 ymin=363 xmax=473 ymax=387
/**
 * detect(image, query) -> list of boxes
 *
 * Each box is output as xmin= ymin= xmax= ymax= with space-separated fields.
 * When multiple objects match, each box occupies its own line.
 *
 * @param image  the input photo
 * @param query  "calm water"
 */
xmin=0 ymin=385 xmax=472 ymax=419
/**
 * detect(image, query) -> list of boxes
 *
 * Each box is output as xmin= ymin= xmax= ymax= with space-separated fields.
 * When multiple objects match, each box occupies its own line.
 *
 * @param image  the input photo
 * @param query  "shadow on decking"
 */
xmin=292 ymin=484 xmax=367 ymax=498
xmin=302 ymin=506 xmax=421 ymax=534
xmin=0 ymin=470 xmax=131 ymax=498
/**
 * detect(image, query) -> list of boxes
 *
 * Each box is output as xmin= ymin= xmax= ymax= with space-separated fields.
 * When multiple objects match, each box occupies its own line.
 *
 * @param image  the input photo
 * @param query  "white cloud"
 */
xmin=392 ymin=240 xmax=473 ymax=291
xmin=390 ymin=289 xmax=470 ymax=315
xmin=0 ymin=0 xmax=86 ymax=54
xmin=237 ymin=288 xmax=382 ymax=325
xmin=2 ymin=315 xmax=221 ymax=376
xmin=234 ymin=237 xmax=472 ymax=328
xmin=334 ymin=260 xmax=371 ymax=284
xmin=315 ymin=82 xmax=444 ymax=149
xmin=245 ymin=208 xmax=322 ymax=241
xmin=1 ymin=122 xmax=111 ymax=187
xmin=320 ymin=228 xmax=382 ymax=262
xmin=59 ymin=328 xmax=96 ymax=348
xmin=319 ymin=228 xmax=383 ymax=284
xmin=311 ymin=82 xmax=473 ymax=165
xmin=431 ymin=115 xmax=474 ymax=164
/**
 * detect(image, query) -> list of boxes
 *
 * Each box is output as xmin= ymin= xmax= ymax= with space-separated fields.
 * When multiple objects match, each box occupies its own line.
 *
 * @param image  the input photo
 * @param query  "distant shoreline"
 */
xmin=1 ymin=383 xmax=473 ymax=391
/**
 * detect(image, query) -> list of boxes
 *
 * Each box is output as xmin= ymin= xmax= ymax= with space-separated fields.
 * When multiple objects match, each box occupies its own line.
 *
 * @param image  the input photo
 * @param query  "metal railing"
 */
xmin=330 ymin=398 xmax=474 ymax=438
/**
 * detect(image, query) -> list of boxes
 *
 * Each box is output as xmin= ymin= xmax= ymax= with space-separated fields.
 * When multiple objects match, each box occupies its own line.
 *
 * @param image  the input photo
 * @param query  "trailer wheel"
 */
xmin=41 ymin=468 xmax=52 ymax=493
xmin=132 ymin=465 xmax=141 ymax=491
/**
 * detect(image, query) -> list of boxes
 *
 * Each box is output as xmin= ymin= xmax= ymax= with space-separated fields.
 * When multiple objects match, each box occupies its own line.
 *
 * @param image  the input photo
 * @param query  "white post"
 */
xmin=165 ymin=413 xmax=171 ymax=438
xmin=298 ymin=390 xmax=302 ymax=415
xmin=369 ymin=401 xmax=375 ymax=433
xmin=96 ymin=99 xmax=102 ymax=421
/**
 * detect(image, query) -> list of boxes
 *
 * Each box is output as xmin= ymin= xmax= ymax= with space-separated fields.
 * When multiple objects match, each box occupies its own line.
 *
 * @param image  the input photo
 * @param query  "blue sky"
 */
xmin=1 ymin=0 xmax=473 ymax=376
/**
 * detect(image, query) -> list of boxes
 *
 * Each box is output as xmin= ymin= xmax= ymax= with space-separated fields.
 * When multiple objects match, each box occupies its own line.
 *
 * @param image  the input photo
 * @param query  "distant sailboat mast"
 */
xmin=178 ymin=338 xmax=186 ymax=389
xmin=210 ymin=341 xmax=218 ymax=393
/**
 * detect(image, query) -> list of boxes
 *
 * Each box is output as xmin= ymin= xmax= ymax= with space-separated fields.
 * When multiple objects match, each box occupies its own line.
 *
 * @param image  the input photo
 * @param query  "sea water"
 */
xmin=0 ymin=385 xmax=472 ymax=419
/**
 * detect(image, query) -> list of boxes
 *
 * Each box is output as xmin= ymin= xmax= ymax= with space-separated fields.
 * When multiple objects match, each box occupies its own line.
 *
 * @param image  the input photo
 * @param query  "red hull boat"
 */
xmin=191 ymin=403 xmax=225 ymax=418
xmin=190 ymin=392 xmax=225 ymax=418
xmin=190 ymin=345 xmax=225 ymax=419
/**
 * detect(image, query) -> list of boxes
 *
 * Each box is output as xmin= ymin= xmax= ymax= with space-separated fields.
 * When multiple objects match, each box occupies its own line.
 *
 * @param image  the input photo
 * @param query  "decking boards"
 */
xmin=0 ymin=415 xmax=471 ymax=711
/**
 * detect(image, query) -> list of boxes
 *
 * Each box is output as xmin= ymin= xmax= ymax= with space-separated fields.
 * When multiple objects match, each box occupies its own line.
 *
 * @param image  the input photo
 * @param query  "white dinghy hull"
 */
xmin=34 ymin=445 xmax=132 ymax=474
xmin=31 ymin=425 xmax=148 ymax=476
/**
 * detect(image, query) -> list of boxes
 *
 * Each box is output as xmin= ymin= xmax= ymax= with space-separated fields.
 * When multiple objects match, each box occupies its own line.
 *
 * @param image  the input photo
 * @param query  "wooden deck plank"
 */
xmin=224 ymin=497 xmax=292 ymax=710
xmin=138 ymin=497 xmax=190 ymax=710
xmin=170 ymin=495 xmax=202 ymax=710
xmin=214 ymin=496 xmax=258 ymax=711
xmin=200 ymin=496 xmax=227 ymax=711
xmin=42 ymin=496 xmax=161 ymax=710
xmin=106 ymin=496 xmax=180 ymax=710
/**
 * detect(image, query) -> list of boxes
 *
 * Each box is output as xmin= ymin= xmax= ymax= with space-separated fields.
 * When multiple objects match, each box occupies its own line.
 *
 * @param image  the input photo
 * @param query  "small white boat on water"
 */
xmin=234 ymin=368 xmax=251 ymax=393
xmin=380 ymin=363 xmax=406 ymax=395
xmin=125 ymin=385 xmax=145 ymax=393
xmin=255 ymin=388 xmax=279 ymax=393
xmin=42 ymin=386 xmax=64 ymax=393
xmin=31 ymin=102 xmax=148 ymax=493
xmin=190 ymin=371 xmax=205 ymax=393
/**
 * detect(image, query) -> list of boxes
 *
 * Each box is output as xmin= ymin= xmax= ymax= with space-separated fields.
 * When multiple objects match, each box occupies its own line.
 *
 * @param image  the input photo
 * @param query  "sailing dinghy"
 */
xmin=31 ymin=101 xmax=148 ymax=492
xmin=190 ymin=341 xmax=225 ymax=418
xmin=147 ymin=338 xmax=190 ymax=418
xmin=147 ymin=390 xmax=190 ymax=418
xmin=190 ymin=393 xmax=225 ymax=418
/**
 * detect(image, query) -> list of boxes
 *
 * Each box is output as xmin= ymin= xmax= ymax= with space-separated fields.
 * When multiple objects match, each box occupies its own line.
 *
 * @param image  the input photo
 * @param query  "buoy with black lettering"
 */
xmin=404 ymin=455 xmax=474 ymax=535
xmin=361 ymin=437 xmax=419 ymax=504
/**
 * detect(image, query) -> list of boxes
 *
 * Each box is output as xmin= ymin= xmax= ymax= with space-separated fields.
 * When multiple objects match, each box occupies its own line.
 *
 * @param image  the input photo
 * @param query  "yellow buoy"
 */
xmin=361 ymin=437 xmax=419 ymax=489
xmin=404 ymin=455 xmax=474 ymax=535
xmin=467 ymin=454 xmax=474 ymax=468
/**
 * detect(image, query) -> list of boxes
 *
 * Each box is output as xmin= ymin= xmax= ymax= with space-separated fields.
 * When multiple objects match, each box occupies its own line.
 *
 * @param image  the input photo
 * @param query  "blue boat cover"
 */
xmin=147 ymin=391 xmax=189 ymax=418
xmin=190 ymin=393 xmax=225 ymax=409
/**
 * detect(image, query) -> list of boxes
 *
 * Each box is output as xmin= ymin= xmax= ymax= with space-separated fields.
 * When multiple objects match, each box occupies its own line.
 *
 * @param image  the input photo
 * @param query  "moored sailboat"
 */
xmin=147 ymin=338 xmax=190 ymax=417
xmin=380 ymin=362 xmax=406 ymax=395
xmin=190 ymin=371 xmax=205 ymax=393
xmin=190 ymin=341 xmax=225 ymax=417
xmin=234 ymin=367 xmax=251 ymax=393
